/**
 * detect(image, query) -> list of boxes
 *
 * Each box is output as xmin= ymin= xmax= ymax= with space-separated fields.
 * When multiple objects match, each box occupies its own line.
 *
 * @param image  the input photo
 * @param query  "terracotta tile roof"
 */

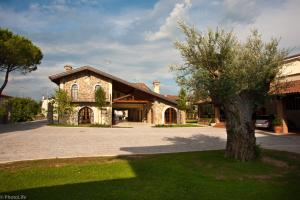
xmin=165 ymin=95 xmax=178 ymax=101
xmin=274 ymin=80 xmax=300 ymax=94
xmin=132 ymin=83 xmax=151 ymax=91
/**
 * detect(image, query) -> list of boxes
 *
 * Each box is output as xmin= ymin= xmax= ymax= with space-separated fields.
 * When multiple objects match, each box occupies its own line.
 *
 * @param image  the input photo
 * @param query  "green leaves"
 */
xmin=177 ymin=88 xmax=188 ymax=111
xmin=0 ymin=28 xmax=43 ymax=95
xmin=0 ymin=28 xmax=43 ymax=72
xmin=173 ymin=23 xmax=287 ymax=106
xmin=53 ymin=89 xmax=75 ymax=117
xmin=95 ymin=87 xmax=106 ymax=109
xmin=9 ymin=97 xmax=40 ymax=122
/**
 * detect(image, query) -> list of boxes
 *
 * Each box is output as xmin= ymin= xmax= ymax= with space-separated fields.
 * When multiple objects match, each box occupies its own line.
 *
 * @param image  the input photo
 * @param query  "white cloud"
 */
xmin=232 ymin=0 xmax=300 ymax=51
xmin=145 ymin=0 xmax=191 ymax=41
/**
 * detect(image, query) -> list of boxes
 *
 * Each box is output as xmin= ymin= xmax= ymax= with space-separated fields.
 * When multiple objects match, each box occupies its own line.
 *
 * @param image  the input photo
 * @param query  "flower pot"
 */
xmin=274 ymin=126 xmax=283 ymax=134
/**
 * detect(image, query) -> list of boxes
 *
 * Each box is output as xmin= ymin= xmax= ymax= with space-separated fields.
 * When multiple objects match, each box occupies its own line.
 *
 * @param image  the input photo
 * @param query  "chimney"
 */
xmin=64 ymin=65 xmax=73 ymax=72
xmin=153 ymin=80 xmax=160 ymax=94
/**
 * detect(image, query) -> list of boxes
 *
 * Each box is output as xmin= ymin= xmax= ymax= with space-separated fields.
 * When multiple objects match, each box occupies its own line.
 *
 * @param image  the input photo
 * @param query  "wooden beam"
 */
xmin=113 ymin=94 xmax=132 ymax=101
xmin=113 ymin=100 xmax=149 ymax=104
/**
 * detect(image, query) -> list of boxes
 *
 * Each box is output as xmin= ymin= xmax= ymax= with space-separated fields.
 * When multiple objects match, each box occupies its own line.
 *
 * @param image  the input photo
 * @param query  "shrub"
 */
xmin=10 ymin=97 xmax=40 ymax=122
xmin=0 ymin=107 xmax=6 ymax=118
xmin=273 ymin=117 xmax=282 ymax=126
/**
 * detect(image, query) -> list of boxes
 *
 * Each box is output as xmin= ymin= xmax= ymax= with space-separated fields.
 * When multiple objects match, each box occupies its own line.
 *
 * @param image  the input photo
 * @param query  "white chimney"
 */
xmin=64 ymin=65 xmax=73 ymax=72
xmin=153 ymin=80 xmax=160 ymax=94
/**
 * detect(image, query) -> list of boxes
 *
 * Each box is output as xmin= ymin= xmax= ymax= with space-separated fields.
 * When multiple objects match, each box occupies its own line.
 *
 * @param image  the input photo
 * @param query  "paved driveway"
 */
xmin=0 ymin=120 xmax=299 ymax=163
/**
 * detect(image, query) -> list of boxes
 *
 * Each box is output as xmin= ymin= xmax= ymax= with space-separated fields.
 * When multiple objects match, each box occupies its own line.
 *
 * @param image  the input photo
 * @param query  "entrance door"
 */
xmin=164 ymin=108 xmax=177 ymax=124
xmin=78 ymin=107 xmax=93 ymax=124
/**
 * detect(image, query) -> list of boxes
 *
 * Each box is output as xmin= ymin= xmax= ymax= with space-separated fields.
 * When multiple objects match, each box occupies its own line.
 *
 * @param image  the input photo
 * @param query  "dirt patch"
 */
xmin=0 ymin=156 xmax=122 ymax=171
xmin=262 ymin=156 xmax=289 ymax=168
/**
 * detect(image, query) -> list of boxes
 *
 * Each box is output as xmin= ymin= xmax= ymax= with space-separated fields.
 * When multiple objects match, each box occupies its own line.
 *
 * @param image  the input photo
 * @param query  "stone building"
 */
xmin=49 ymin=65 xmax=185 ymax=125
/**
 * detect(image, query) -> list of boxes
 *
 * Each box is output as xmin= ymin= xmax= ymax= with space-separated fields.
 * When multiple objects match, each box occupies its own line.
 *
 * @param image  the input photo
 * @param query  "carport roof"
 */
xmin=49 ymin=66 xmax=177 ymax=105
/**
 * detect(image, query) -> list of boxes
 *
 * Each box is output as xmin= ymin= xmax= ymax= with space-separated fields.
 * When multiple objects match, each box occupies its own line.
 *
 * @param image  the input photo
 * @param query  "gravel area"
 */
xmin=0 ymin=120 xmax=299 ymax=163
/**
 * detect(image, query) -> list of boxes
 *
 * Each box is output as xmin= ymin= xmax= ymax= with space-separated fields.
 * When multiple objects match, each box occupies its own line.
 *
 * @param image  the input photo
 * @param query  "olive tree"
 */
xmin=0 ymin=28 xmax=43 ymax=95
xmin=172 ymin=22 xmax=287 ymax=161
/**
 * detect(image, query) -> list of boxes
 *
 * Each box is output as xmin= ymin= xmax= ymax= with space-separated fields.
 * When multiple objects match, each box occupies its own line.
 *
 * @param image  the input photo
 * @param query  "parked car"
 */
xmin=255 ymin=115 xmax=274 ymax=129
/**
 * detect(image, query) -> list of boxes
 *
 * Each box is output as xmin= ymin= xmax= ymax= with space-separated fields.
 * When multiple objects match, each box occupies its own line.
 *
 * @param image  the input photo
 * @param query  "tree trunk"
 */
xmin=224 ymin=95 xmax=256 ymax=161
xmin=0 ymin=68 xmax=10 ymax=96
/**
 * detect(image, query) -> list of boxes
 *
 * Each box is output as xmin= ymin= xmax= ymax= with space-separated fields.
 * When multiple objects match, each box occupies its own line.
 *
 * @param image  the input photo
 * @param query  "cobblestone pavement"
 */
xmin=0 ymin=120 xmax=299 ymax=163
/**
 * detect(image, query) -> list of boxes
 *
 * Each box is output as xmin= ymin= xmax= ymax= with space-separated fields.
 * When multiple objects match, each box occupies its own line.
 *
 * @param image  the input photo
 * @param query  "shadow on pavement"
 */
xmin=0 ymin=120 xmax=47 ymax=134
xmin=120 ymin=134 xmax=226 ymax=154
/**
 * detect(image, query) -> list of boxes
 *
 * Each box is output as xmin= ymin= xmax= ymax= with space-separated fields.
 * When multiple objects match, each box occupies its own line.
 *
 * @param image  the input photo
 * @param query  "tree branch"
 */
xmin=0 ymin=67 xmax=10 ymax=96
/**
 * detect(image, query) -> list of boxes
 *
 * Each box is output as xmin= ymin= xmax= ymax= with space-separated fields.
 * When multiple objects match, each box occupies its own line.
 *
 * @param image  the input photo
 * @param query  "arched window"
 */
xmin=71 ymin=84 xmax=78 ymax=100
xmin=95 ymin=84 xmax=101 ymax=91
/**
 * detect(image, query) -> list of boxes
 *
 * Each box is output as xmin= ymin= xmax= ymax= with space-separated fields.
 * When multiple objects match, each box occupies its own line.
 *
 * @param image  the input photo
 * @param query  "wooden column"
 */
xmin=276 ymin=99 xmax=288 ymax=134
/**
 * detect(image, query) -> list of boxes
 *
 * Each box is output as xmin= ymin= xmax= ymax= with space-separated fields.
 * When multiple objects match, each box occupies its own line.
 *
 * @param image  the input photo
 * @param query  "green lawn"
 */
xmin=0 ymin=150 xmax=299 ymax=200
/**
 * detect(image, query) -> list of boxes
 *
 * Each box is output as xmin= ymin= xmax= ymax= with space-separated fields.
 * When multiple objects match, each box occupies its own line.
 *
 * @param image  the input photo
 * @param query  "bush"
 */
xmin=10 ymin=97 xmax=40 ymax=122
xmin=0 ymin=107 xmax=6 ymax=118
xmin=186 ymin=119 xmax=198 ymax=123
xmin=273 ymin=117 xmax=282 ymax=126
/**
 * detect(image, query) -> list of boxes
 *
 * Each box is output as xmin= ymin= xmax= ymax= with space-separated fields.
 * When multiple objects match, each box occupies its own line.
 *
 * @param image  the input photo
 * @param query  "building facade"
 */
xmin=49 ymin=65 xmax=185 ymax=125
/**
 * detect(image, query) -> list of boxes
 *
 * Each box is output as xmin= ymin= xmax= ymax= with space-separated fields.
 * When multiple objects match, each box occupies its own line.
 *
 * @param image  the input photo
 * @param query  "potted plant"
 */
xmin=273 ymin=117 xmax=283 ymax=133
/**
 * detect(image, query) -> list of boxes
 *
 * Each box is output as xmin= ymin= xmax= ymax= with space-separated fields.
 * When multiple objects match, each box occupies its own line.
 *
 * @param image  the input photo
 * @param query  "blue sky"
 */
xmin=1 ymin=0 xmax=300 ymax=99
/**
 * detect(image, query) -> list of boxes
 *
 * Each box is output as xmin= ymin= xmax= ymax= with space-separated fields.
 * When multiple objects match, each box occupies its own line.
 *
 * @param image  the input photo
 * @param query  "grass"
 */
xmin=186 ymin=119 xmax=198 ymax=123
xmin=0 ymin=150 xmax=299 ymax=200
xmin=154 ymin=123 xmax=201 ymax=128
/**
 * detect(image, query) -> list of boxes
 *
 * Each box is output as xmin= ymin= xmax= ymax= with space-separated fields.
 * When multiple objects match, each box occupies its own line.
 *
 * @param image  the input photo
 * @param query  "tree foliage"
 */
xmin=95 ymin=87 xmax=106 ymax=109
xmin=177 ymin=88 xmax=187 ymax=111
xmin=9 ymin=97 xmax=40 ymax=122
xmin=53 ymin=89 xmax=75 ymax=119
xmin=95 ymin=87 xmax=107 ymax=124
xmin=173 ymin=22 xmax=287 ymax=161
xmin=0 ymin=28 xmax=43 ymax=95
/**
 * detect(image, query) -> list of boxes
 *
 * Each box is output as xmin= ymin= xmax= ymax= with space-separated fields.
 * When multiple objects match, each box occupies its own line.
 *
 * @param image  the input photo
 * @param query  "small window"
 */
xmin=95 ymin=85 xmax=101 ymax=91
xmin=71 ymin=84 xmax=78 ymax=100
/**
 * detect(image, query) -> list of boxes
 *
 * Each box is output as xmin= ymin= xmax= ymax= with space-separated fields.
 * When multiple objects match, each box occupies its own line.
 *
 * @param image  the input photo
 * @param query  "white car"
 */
xmin=255 ymin=115 xmax=274 ymax=129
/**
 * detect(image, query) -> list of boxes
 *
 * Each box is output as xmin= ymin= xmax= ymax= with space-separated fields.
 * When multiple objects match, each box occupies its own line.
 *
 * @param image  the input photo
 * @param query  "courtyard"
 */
xmin=0 ymin=120 xmax=299 ymax=163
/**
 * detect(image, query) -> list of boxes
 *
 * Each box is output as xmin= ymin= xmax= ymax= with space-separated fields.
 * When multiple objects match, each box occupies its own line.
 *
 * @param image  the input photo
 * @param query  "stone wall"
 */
xmin=58 ymin=71 xmax=112 ymax=125
xmin=60 ymin=71 xmax=112 ymax=101
xmin=151 ymin=100 xmax=186 ymax=125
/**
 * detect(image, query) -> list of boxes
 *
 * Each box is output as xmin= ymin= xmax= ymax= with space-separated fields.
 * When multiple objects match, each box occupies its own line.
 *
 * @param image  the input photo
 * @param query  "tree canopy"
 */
xmin=9 ymin=97 xmax=40 ymax=122
xmin=173 ymin=22 xmax=287 ymax=161
xmin=95 ymin=87 xmax=106 ymax=109
xmin=177 ymin=88 xmax=188 ymax=111
xmin=53 ymin=89 xmax=75 ymax=118
xmin=0 ymin=28 xmax=43 ymax=95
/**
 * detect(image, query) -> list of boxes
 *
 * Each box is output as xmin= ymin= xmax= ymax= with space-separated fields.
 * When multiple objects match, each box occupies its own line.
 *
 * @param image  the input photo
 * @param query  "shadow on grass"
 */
xmin=1 ymin=150 xmax=300 ymax=200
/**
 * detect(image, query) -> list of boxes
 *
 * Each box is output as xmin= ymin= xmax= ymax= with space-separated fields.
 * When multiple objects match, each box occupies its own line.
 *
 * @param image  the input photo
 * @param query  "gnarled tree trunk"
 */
xmin=224 ymin=95 xmax=256 ymax=161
